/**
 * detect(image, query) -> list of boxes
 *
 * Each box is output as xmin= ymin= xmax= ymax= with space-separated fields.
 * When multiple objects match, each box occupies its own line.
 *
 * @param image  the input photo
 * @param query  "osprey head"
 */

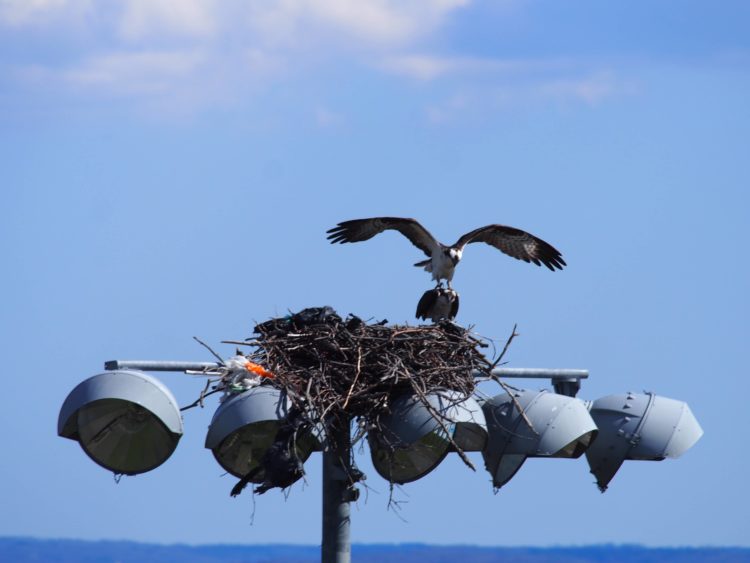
xmin=446 ymin=247 xmax=462 ymax=265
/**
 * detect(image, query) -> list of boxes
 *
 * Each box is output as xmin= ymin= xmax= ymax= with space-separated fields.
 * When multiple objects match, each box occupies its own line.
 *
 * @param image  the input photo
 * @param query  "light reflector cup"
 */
xmin=369 ymin=390 xmax=487 ymax=484
xmin=58 ymin=370 xmax=183 ymax=475
xmin=585 ymin=392 xmax=703 ymax=491
xmin=205 ymin=386 xmax=318 ymax=482
xmin=482 ymin=389 xmax=598 ymax=489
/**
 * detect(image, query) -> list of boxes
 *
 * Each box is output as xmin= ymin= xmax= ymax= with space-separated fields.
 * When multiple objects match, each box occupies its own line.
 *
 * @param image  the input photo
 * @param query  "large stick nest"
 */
xmin=246 ymin=307 xmax=492 ymax=423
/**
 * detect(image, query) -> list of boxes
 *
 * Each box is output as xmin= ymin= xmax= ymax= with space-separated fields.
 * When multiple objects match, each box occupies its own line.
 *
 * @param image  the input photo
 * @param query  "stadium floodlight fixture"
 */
xmin=584 ymin=392 xmax=703 ymax=491
xmin=205 ymin=386 xmax=320 ymax=480
xmin=57 ymin=370 xmax=183 ymax=475
xmin=368 ymin=389 xmax=487 ymax=484
xmin=481 ymin=388 xmax=598 ymax=489
xmin=58 ymin=359 xmax=703 ymax=563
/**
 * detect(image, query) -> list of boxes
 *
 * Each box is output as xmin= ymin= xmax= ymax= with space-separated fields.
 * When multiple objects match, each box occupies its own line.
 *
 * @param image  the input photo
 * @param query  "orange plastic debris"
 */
xmin=245 ymin=361 xmax=275 ymax=379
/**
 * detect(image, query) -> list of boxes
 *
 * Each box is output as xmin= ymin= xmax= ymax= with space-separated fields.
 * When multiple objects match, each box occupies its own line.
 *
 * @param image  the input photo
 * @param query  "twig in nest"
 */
xmin=408 ymin=380 xmax=476 ymax=472
xmin=193 ymin=335 xmax=225 ymax=365
xmin=487 ymin=323 xmax=518 ymax=372
xmin=221 ymin=339 xmax=257 ymax=347
xmin=341 ymin=346 xmax=362 ymax=410
xmin=387 ymin=483 xmax=409 ymax=522
xmin=483 ymin=324 xmax=536 ymax=435
xmin=180 ymin=381 xmax=222 ymax=411
xmin=490 ymin=375 xmax=537 ymax=436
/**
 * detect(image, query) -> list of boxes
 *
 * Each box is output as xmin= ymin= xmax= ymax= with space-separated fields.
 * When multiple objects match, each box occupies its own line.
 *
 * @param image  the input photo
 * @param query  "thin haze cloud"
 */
xmin=0 ymin=0 xmax=469 ymax=42
xmin=117 ymin=0 xmax=218 ymax=39
xmin=0 ymin=0 xmax=625 ymax=115
xmin=0 ymin=0 xmax=83 ymax=26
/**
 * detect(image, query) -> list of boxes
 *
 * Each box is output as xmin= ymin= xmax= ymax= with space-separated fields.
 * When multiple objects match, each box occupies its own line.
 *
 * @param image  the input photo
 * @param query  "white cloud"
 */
xmin=62 ymin=50 xmax=207 ymax=95
xmin=1 ymin=0 xmax=469 ymax=46
xmin=381 ymin=55 xmax=457 ymax=80
xmin=118 ymin=0 xmax=217 ymax=40
xmin=380 ymin=54 xmax=531 ymax=80
xmin=380 ymin=53 xmax=607 ymax=83
xmin=1 ymin=0 xmax=473 ymax=113
xmin=1 ymin=0 xmax=634 ymax=119
xmin=245 ymin=0 xmax=469 ymax=47
xmin=0 ymin=0 xmax=89 ymax=26
xmin=19 ymin=45 xmax=295 ymax=115
xmin=538 ymin=71 xmax=621 ymax=105
xmin=423 ymin=68 xmax=632 ymax=123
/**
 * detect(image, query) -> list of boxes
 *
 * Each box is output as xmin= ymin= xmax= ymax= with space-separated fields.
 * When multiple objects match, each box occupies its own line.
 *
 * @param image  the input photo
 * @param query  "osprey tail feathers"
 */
xmin=414 ymin=258 xmax=432 ymax=272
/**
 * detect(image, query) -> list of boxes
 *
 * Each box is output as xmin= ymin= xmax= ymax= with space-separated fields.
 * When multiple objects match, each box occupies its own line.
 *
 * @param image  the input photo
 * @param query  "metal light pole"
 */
xmin=321 ymin=416 xmax=355 ymax=563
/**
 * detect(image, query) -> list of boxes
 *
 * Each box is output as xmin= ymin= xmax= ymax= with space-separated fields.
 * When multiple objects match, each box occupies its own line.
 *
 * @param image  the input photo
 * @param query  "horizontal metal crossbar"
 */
xmin=475 ymin=367 xmax=589 ymax=380
xmin=104 ymin=360 xmax=221 ymax=372
xmin=105 ymin=360 xmax=588 ymax=381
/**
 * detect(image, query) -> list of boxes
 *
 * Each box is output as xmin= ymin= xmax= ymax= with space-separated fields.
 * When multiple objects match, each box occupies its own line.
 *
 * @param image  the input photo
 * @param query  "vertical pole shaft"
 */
xmin=321 ymin=418 xmax=352 ymax=563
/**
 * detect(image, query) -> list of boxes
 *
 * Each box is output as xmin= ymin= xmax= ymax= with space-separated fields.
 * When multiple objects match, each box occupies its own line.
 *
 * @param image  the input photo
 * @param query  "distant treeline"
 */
xmin=1 ymin=537 xmax=748 ymax=563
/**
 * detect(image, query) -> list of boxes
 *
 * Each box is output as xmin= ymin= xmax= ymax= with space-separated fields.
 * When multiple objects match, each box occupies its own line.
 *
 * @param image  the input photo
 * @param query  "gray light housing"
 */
xmin=58 ymin=370 xmax=183 ymax=475
xmin=205 ymin=386 xmax=318 ymax=481
xmin=482 ymin=389 xmax=598 ymax=489
xmin=585 ymin=392 xmax=703 ymax=491
xmin=368 ymin=389 xmax=487 ymax=484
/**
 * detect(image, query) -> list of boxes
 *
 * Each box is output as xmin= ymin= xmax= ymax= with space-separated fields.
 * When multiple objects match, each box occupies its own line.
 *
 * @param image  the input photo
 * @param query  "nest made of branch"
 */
xmin=244 ymin=307 xmax=491 ymax=425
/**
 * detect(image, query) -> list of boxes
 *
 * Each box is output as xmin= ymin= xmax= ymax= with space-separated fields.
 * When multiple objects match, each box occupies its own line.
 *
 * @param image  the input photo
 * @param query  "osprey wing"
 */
xmin=453 ymin=225 xmax=566 ymax=271
xmin=415 ymin=289 xmax=438 ymax=321
xmin=327 ymin=217 xmax=438 ymax=257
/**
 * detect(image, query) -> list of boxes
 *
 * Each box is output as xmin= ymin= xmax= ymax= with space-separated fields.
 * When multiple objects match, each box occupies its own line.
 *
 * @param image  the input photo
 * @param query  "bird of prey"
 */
xmin=327 ymin=217 xmax=565 ymax=288
xmin=416 ymin=287 xmax=460 ymax=323
xmin=231 ymin=408 xmax=308 ymax=497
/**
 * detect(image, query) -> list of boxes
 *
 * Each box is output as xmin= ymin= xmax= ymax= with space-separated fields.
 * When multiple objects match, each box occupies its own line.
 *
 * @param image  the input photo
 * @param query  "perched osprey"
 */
xmin=327 ymin=217 xmax=565 ymax=288
xmin=416 ymin=287 xmax=460 ymax=323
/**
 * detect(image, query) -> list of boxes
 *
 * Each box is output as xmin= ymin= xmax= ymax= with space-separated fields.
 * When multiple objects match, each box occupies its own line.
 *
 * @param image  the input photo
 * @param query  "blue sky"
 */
xmin=1 ymin=0 xmax=748 ymax=548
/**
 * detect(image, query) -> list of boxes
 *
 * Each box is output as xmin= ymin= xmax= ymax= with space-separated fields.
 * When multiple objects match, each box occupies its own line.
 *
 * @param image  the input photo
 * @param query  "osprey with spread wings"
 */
xmin=327 ymin=217 xmax=565 ymax=289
